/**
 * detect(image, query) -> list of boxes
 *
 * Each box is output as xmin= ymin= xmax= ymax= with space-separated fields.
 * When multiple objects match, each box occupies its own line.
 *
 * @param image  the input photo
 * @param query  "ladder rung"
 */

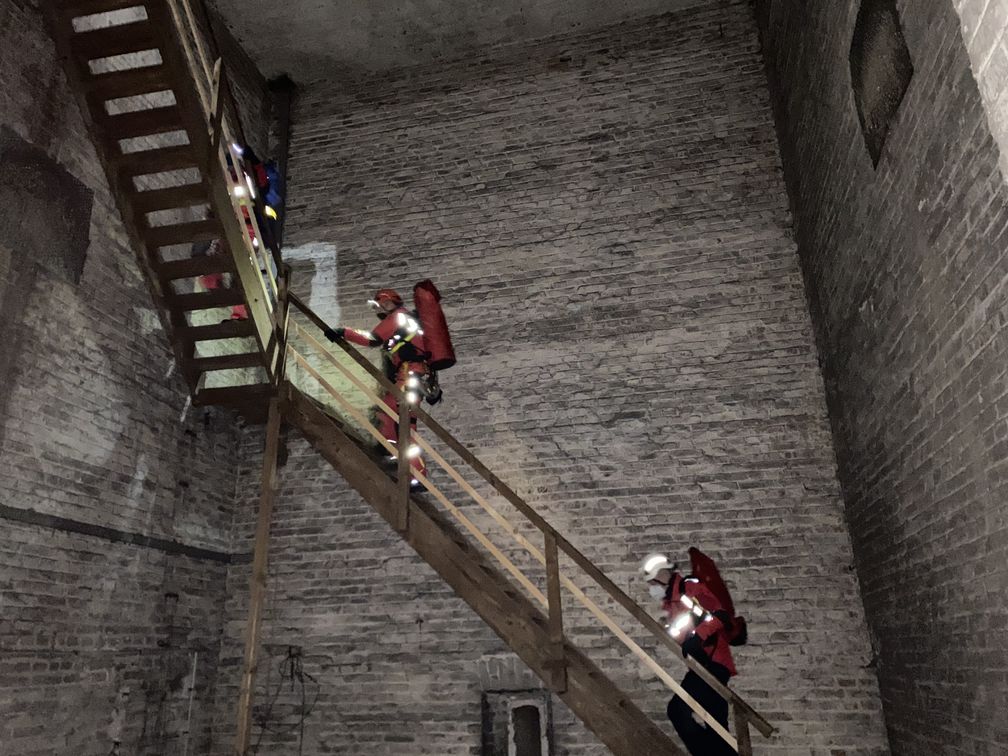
xmin=158 ymin=253 xmax=235 ymax=280
xmin=132 ymin=181 xmax=208 ymax=213
xmin=193 ymin=384 xmax=275 ymax=407
xmin=167 ymin=288 xmax=247 ymax=311
xmin=70 ymin=19 xmax=158 ymax=59
xmin=85 ymin=64 xmax=170 ymax=100
xmin=103 ymin=104 xmax=183 ymax=140
xmin=115 ymin=145 xmax=199 ymax=177
xmin=61 ymin=0 xmax=149 ymax=19
xmin=144 ymin=219 xmax=219 ymax=248
xmin=177 ymin=320 xmax=256 ymax=342
xmin=192 ymin=352 xmax=263 ymax=372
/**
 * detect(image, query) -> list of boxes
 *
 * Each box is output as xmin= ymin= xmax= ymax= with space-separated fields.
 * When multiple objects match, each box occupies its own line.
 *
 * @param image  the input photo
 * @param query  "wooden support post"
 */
xmin=233 ymin=397 xmax=282 ymax=756
xmin=267 ymin=75 xmax=295 ymax=250
xmin=544 ymin=531 xmax=567 ymax=692
xmin=395 ymin=396 xmax=411 ymax=533
xmin=734 ymin=704 xmax=753 ymax=756
xmin=271 ymin=267 xmax=290 ymax=386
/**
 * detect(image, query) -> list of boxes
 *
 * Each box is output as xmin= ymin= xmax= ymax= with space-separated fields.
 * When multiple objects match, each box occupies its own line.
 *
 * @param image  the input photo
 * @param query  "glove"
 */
xmin=681 ymin=633 xmax=706 ymax=661
xmin=324 ymin=327 xmax=345 ymax=343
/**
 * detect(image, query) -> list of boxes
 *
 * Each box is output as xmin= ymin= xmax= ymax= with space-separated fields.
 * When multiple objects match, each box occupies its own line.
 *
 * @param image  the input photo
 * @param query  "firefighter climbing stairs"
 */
xmin=47 ymin=0 xmax=776 ymax=753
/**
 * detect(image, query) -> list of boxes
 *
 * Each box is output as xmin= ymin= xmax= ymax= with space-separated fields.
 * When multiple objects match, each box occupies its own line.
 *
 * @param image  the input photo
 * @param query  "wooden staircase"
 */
xmin=239 ymin=295 xmax=775 ymax=755
xmin=45 ymin=1 xmax=777 ymax=752
xmin=284 ymin=382 xmax=683 ymax=755
xmin=46 ymin=0 xmax=279 ymax=416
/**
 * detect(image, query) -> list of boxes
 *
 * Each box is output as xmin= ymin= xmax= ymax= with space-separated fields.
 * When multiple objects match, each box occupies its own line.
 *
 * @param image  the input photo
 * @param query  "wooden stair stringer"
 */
xmin=282 ymin=383 xmax=683 ymax=756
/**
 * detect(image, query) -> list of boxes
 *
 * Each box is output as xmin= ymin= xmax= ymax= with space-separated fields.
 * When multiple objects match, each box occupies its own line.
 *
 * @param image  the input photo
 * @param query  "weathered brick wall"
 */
xmin=954 ymin=0 xmax=1008 ymax=177
xmin=214 ymin=1 xmax=889 ymax=753
xmin=755 ymin=0 xmax=1008 ymax=753
xmin=0 ymin=1 xmax=246 ymax=753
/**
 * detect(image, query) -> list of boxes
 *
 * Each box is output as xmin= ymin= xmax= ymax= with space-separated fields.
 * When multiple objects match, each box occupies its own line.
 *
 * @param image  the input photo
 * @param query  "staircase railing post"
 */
xmin=733 ymin=704 xmax=753 ymax=756
xmin=395 ymin=396 xmax=411 ymax=533
xmin=544 ymin=530 xmax=567 ymax=692
xmin=233 ymin=396 xmax=282 ymax=755
xmin=272 ymin=266 xmax=290 ymax=387
xmin=206 ymin=58 xmax=225 ymax=163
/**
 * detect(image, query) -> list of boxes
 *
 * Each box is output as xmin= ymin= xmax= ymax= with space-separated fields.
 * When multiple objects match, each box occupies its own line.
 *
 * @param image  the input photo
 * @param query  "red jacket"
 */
xmin=343 ymin=307 xmax=429 ymax=368
xmin=663 ymin=573 xmax=736 ymax=676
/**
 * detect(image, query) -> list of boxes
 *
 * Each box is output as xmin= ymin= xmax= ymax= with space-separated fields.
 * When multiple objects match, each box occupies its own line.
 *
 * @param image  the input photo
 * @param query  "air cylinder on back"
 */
xmin=413 ymin=279 xmax=456 ymax=370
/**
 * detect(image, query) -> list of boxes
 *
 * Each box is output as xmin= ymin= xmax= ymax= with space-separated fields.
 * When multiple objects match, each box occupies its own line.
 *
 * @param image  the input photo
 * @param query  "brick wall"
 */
xmin=755 ymin=0 xmax=1008 ymax=752
xmin=214 ymin=2 xmax=889 ymax=753
xmin=954 ymin=0 xmax=1008 ymax=178
xmin=0 ymin=1 xmax=246 ymax=752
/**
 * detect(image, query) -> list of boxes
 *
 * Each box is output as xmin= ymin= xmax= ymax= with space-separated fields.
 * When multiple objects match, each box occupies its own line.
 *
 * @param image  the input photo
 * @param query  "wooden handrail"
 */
xmin=284 ymin=293 xmax=774 ymax=740
xmin=167 ymin=0 xmax=285 ymax=283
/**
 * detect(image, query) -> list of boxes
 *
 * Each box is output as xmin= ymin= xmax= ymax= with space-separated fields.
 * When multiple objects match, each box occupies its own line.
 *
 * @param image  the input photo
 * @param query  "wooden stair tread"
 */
xmin=102 ymin=104 xmax=183 ymax=139
xmin=158 ymin=253 xmax=235 ymax=280
xmin=132 ymin=181 xmax=208 ymax=213
xmin=62 ymin=0 xmax=150 ymax=18
xmin=144 ymin=219 xmax=219 ymax=248
xmin=193 ymin=384 xmax=275 ymax=407
xmin=167 ymin=288 xmax=246 ymax=311
xmin=85 ymin=65 xmax=171 ymax=100
xmin=114 ymin=144 xmax=199 ymax=176
xmin=192 ymin=352 xmax=263 ymax=372
xmin=177 ymin=320 xmax=256 ymax=342
xmin=70 ymin=19 xmax=158 ymax=59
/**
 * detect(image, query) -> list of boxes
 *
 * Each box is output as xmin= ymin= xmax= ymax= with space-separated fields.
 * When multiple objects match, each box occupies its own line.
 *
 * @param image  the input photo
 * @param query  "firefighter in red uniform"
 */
xmin=324 ymin=289 xmax=433 ymax=485
xmin=643 ymin=551 xmax=744 ymax=756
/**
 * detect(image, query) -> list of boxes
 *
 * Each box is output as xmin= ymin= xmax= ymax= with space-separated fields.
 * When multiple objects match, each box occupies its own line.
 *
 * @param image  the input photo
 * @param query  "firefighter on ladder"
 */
xmin=642 ymin=549 xmax=747 ymax=756
xmin=324 ymin=284 xmax=454 ymax=488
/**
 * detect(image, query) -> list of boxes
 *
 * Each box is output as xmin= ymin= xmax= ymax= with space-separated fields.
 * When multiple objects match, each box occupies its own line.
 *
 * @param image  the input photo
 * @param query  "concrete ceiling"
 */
xmin=211 ymin=0 xmax=702 ymax=77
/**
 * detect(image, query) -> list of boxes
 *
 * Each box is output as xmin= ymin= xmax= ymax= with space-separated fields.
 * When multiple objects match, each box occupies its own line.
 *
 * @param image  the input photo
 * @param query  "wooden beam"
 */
xmin=267 ymin=75 xmax=295 ymax=249
xmin=192 ymin=383 xmax=274 ymax=407
xmin=114 ymin=145 xmax=200 ymax=177
xmin=544 ymin=531 xmax=566 ymax=693
xmin=233 ymin=397 xmax=282 ymax=756
xmin=70 ymin=19 xmax=157 ymax=59
xmin=101 ymin=103 xmax=184 ymax=140
xmin=84 ymin=64 xmax=170 ymax=100
xmin=157 ymin=252 xmax=234 ymax=281
xmin=734 ymin=704 xmax=753 ymax=756
xmin=60 ymin=0 xmax=150 ymax=19
xmin=176 ymin=319 xmax=254 ymax=342
xmin=166 ymin=288 xmax=245 ymax=311
xmin=191 ymin=351 xmax=262 ymax=372
xmin=132 ymin=180 xmax=208 ymax=213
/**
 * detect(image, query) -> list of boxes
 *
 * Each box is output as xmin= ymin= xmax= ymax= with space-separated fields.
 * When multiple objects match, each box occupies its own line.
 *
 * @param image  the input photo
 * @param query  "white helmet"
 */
xmin=641 ymin=553 xmax=676 ymax=581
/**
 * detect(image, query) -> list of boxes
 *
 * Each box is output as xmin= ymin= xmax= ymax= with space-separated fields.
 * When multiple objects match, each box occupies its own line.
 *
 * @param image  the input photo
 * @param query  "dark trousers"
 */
xmin=667 ymin=660 xmax=734 ymax=756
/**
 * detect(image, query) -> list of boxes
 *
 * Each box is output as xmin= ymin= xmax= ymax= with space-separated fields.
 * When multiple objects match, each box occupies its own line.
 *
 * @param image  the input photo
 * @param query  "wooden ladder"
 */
xmin=45 ymin=0 xmax=279 ymax=416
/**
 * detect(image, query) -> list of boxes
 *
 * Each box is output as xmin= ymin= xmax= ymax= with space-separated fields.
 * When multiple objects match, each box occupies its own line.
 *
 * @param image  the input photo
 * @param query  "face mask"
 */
xmin=649 ymin=584 xmax=666 ymax=599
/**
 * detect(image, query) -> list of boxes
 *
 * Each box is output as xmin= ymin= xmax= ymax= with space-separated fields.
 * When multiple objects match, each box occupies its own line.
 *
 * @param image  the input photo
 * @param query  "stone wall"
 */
xmin=214 ymin=2 xmax=889 ymax=753
xmin=755 ymin=0 xmax=1008 ymax=752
